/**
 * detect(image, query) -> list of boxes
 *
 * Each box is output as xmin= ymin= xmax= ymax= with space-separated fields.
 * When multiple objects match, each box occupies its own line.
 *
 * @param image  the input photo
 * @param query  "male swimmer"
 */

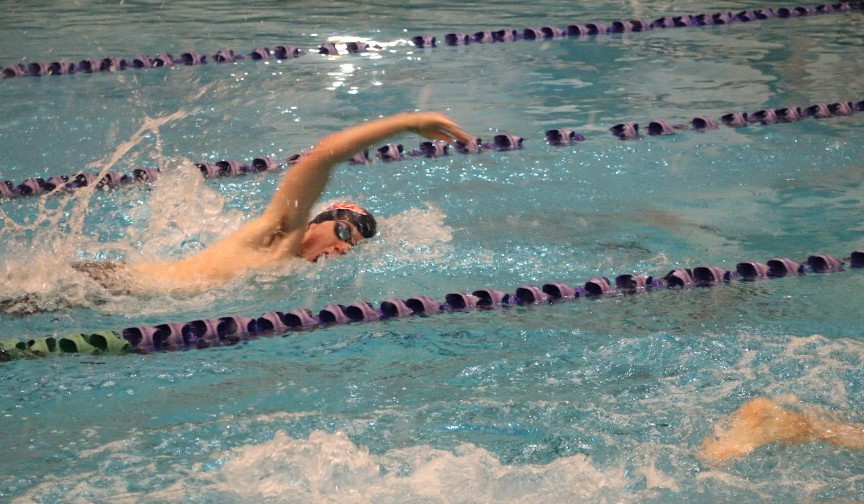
xmin=700 ymin=396 xmax=864 ymax=464
xmin=73 ymin=111 xmax=472 ymax=294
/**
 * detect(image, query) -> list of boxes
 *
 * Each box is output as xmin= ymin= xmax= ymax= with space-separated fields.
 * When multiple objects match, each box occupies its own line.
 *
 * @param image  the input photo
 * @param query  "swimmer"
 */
xmin=74 ymin=111 xmax=472 ymax=294
xmin=699 ymin=396 xmax=864 ymax=465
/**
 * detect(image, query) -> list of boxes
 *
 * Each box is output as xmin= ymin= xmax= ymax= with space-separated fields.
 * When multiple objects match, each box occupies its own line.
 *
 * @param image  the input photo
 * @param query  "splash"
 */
xmin=213 ymin=430 xmax=627 ymax=503
xmin=0 ymin=109 xmax=250 ymax=315
xmin=13 ymin=430 xmax=630 ymax=504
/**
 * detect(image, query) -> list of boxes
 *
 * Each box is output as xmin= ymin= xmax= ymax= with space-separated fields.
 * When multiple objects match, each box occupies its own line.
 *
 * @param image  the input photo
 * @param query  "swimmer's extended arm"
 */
xmin=131 ymin=112 xmax=472 ymax=289
xmin=260 ymin=111 xmax=472 ymax=236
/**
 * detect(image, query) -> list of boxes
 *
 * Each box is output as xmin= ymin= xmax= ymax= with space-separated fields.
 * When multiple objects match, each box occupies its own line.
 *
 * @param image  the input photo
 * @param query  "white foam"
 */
xmin=213 ymin=430 xmax=631 ymax=503
xmin=13 ymin=428 xmax=635 ymax=503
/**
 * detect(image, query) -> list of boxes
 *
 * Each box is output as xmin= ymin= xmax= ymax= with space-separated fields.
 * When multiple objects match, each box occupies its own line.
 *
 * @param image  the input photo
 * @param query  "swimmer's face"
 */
xmin=300 ymin=220 xmax=364 ymax=262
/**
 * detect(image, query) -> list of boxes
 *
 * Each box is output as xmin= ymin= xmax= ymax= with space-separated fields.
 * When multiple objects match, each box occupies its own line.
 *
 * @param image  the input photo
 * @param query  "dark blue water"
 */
xmin=1 ymin=1 xmax=863 ymax=502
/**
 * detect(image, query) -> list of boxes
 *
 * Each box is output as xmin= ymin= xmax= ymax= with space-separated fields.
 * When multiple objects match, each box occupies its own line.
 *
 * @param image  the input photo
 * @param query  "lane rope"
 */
xmin=2 ymin=95 xmax=862 ymax=203
xmin=2 ymin=3 xmax=861 ymax=81
xmin=1 ymin=250 xmax=861 ymax=360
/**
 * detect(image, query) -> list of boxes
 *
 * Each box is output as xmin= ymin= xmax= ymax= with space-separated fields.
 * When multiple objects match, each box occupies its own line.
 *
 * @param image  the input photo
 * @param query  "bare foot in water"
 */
xmin=699 ymin=397 xmax=815 ymax=464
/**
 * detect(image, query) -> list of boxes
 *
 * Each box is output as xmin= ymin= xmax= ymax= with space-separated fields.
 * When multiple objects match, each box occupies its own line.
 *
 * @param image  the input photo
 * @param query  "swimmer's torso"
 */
xmin=79 ymin=219 xmax=304 ymax=294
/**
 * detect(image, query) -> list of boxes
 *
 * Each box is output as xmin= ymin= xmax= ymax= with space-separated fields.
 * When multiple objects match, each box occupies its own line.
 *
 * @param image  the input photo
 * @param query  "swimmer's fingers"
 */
xmin=408 ymin=112 xmax=474 ymax=144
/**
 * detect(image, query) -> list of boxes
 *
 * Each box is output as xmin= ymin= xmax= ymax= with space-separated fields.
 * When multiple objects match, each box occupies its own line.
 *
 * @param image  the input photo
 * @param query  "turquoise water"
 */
xmin=1 ymin=1 xmax=864 ymax=501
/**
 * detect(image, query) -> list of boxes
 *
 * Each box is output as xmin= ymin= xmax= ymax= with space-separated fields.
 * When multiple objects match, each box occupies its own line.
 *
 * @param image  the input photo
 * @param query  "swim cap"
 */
xmin=309 ymin=202 xmax=377 ymax=238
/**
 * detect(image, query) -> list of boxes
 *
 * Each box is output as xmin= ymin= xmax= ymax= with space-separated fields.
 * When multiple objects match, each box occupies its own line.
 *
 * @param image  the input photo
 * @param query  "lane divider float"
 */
xmin=3 ymin=3 xmax=861 ymax=81
xmin=1 ymin=250 xmax=861 ymax=361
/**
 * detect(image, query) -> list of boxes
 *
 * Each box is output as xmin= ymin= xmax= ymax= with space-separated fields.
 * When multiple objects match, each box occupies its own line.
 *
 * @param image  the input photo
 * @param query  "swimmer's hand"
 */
xmin=404 ymin=111 xmax=473 ymax=145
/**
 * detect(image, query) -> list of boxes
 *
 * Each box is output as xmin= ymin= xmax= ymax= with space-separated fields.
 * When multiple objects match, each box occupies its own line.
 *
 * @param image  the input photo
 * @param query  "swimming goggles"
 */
xmin=334 ymin=220 xmax=357 ymax=246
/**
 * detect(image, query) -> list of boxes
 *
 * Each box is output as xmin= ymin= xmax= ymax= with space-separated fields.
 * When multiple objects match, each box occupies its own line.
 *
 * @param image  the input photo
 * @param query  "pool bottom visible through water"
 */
xmin=1 ymin=0 xmax=864 ymax=502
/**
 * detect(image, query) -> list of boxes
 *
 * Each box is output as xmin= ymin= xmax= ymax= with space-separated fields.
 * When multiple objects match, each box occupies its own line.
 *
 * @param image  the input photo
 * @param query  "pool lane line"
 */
xmin=2 ymin=94 xmax=862 ymax=203
xmin=0 ymin=136 xmax=523 ymax=201
xmin=2 ymin=3 xmax=862 ymax=81
xmin=0 ymin=251 xmax=861 ymax=360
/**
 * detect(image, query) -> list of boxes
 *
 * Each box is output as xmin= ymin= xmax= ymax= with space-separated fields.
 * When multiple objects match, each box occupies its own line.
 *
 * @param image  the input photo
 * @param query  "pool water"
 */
xmin=1 ymin=1 xmax=864 ymax=502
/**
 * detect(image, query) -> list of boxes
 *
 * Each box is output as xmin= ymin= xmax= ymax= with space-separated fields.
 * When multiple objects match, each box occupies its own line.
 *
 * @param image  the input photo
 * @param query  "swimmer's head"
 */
xmin=300 ymin=202 xmax=377 ymax=262
xmin=308 ymin=202 xmax=377 ymax=239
